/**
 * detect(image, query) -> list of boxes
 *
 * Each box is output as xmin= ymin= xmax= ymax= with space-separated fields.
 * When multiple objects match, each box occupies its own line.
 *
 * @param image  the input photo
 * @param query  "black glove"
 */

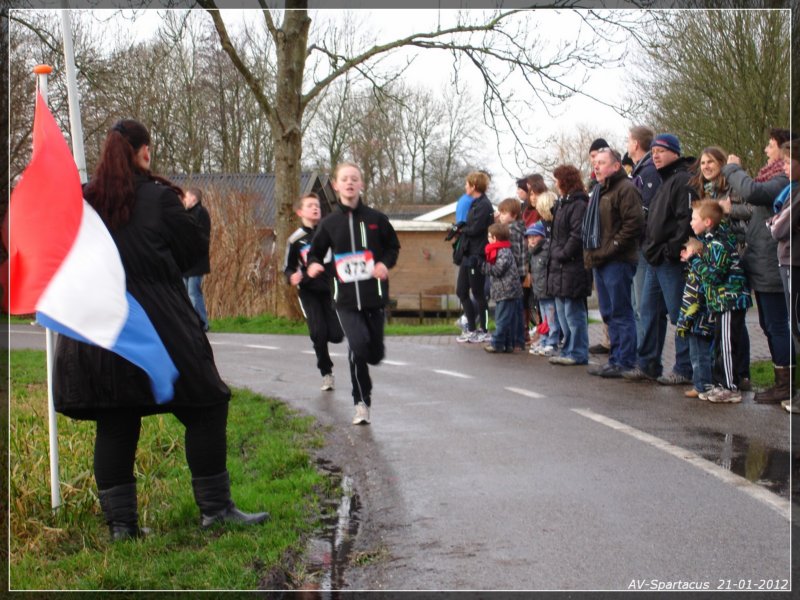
xmin=444 ymin=222 xmax=462 ymax=241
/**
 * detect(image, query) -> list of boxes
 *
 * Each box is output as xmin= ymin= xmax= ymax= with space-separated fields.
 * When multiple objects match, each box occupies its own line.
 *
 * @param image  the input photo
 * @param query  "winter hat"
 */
xmin=652 ymin=133 xmax=681 ymax=156
xmin=589 ymin=138 xmax=609 ymax=153
xmin=525 ymin=222 xmax=546 ymax=237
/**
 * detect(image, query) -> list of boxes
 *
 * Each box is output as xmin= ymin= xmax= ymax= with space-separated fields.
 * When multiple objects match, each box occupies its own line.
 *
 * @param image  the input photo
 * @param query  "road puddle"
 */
xmin=297 ymin=459 xmax=361 ymax=594
xmin=684 ymin=427 xmax=797 ymax=503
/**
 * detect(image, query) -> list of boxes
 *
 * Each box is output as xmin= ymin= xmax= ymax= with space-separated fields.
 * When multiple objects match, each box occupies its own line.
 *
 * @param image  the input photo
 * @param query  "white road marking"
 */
xmin=382 ymin=360 xmax=408 ymax=366
xmin=433 ymin=369 xmax=472 ymax=379
xmin=302 ymin=350 xmax=346 ymax=357
xmin=506 ymin=387 xmax=545 ymax=399
xmin=209 ymin=341 xmax=235 ymax=345
xmin=244 ymin=344 xmax=280 ymax=350
xmin=572 ymin=408 xmax=790 ymax=521
xmin=9 ymin=330 xmax=45 ymax=335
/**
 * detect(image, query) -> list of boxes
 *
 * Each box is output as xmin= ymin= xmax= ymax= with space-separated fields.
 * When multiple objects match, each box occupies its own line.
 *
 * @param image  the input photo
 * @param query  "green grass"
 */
xmin=209 ymin=312 xmax=465 ymax=336
xmin=9 ymin=350 xmax=332 ymax=590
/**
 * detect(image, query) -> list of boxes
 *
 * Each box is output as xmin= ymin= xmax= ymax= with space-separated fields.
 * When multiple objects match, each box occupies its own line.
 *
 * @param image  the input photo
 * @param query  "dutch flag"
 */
xmin=2 ymin=92 xmax=178 ymax=404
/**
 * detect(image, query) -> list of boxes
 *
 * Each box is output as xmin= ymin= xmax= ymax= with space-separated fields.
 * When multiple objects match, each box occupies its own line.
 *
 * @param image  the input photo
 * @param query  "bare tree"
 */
xmin=197 ymin=2 xmax=630 ymax=317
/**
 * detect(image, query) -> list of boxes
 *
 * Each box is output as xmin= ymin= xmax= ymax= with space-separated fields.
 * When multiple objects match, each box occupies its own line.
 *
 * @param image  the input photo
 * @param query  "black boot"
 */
xmin=97 ymin=483 xmax=148 ymax=541
xmin=191 ymin=471 xmax=269 ymax=528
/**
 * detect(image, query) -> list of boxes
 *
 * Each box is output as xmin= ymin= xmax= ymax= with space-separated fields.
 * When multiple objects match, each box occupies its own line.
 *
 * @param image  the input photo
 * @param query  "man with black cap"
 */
xmin=623 ymin=133 xmax=694 ymax=385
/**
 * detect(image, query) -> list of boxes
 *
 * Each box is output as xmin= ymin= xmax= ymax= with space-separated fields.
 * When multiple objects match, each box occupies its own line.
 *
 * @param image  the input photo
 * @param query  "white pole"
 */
xmin=33 ymin=64 xmax=62 ymax=511
xmin=60 ymin=8 xmax=87 ymax=184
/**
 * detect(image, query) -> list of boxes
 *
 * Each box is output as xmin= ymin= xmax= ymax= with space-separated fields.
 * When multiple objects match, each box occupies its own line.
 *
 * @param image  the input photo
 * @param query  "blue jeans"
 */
xmin=184 ymin=275 xmax=208 ymax=329
xmin=754 ymin=290 xmax=795 ymax=366
xmin=554 ymin=296 xmax=588 ymax=363
xmin=538 ymin=297 xmax=561 ymax=348
xmin=631 ymin=251 xmax=648 ymax=347
xmin=688 ymin=334 xmax=713 ymax=392
xmin=511 ymin=297 xmax=525 ymax=349
xmin=594 ymin=261 xmax=637 ymax=369
xmin=636 ymin=261 xmax=692 ymax=379
xmin=491 ymin=299 xmax=516 ymax=351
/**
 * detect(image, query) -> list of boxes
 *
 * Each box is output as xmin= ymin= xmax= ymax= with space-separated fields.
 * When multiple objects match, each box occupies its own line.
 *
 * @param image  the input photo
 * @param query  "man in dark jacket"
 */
xmin=584 ymin=148 xmax=643 ymax=378
xmin=624 ymin=134 xmax=693 ymax=385
xmin=626 ymin=125 xmax=662 ymax=344
xmin=182 ymin=188 xmax=211 ymax=331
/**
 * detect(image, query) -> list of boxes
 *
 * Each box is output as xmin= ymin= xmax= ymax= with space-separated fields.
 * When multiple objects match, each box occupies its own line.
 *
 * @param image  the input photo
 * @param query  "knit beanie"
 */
xmin=652 ymin=133 xmax=681 ymax=156
xmin=589 ymin=138 xmax=609 ymax=153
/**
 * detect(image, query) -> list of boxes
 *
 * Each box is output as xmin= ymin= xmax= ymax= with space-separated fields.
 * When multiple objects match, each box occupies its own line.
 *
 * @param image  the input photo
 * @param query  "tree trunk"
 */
xmin=269 ymin=9 xmax=311 ymax=319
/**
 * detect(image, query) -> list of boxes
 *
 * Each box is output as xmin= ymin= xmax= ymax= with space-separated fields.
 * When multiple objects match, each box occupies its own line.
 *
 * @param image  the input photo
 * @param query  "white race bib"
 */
xmin=335 ymin=250 xmax=375 ymax=283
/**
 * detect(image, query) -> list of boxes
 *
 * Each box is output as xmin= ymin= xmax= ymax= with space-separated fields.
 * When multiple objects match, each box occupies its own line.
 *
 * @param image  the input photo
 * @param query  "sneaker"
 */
xmin=484 ymin=345 xmax=500 ymax=353
xmin=587 ymin=363 xmax=607 ymax=376
xmin=456 ymin=331 xmax=472 ymax=343
xmin=468 ymin=330 xmax=487 ymax=343
xmin=684 ymin=388 xmax=701 ymax=398
xmin=529 ymin=343 xmax=543 ymax=355
xmin=599 ymin=364 xmax=625 ymax=379
xmin=321 ymin=374 xmax=335 ymax=391
xmin=782 ymin=397 xmax=800 ymax=414
xmin=699 ymin=385 xmax=725 ymax=401
xmin=352 ymin=402 xmax=370 ymax=425
xmin=657 ymin=371 xmax=691 ymax=385
xmin=622 ymin=366 xmax=656 ymax=381
xmin=477 ymin=330 xmax=491 ymax=342
xmin=455 ymin=315 xmax=469 ymax=332
xmin=549 ymin=356 xmax=577 ymax=366
xmin=588 ymin=343 xmax=610 ymax=355
xmin=707 ymin=388 xmax=742 ymax=404
xmin=739 ymin=377 xmax=752 ymax=392
xmin=539 ymin=345 xmax=556 ymax=357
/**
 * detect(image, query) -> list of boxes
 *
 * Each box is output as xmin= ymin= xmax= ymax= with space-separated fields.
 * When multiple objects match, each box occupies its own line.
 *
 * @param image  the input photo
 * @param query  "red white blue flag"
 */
xmin=2 ymin=92 xmax=178 ymax=403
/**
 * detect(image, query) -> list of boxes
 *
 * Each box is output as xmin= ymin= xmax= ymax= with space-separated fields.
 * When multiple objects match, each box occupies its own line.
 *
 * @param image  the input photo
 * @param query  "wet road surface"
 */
xmin=10 ymin=324 xmax=796 ymax=591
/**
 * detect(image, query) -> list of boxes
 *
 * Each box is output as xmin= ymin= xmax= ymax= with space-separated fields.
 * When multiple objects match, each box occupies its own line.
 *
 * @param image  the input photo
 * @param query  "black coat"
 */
xmin=182 ymin=202 xmax=211 ymax=276
xmin=641 ymin=157 xmax=694 ymax=266
xmin=460 ymin=194 xmax=494 ymax=258
xmin=53 ymin=175 xmax=230 ymax=420
xmin=307 ymin=199 xmax=400 ymax=310
xmin=546 ymin=191 xmax=593 ymax=298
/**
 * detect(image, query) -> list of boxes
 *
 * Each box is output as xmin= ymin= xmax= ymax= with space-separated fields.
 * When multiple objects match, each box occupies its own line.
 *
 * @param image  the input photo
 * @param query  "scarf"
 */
xmin=485 ymin=240 xmax=510 ymax=264
xmin=581 ymin=184 xmax=602 ymax=250
xmin=773 ymin=183 xmax=793 ymax=213
xmin=755 ymin=159 xmax=785 ymax=183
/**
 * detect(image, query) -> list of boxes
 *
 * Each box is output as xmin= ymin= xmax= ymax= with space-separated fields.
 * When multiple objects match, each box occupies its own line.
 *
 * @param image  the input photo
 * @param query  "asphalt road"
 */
xmin=9 ymin=324 xmax=796 ymax=592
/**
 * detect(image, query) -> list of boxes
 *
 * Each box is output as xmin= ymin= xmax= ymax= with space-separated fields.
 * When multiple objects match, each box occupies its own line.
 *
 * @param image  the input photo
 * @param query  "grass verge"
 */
xmin=9 ymin=349 xmax=331 ymax=590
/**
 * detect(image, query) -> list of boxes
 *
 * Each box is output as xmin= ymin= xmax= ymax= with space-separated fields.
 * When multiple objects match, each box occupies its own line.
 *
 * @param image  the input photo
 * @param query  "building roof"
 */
xmin=168 ymin=172 xmax=336 ymax=225
xmin=412 ymin=201 xmax=458 ymax=222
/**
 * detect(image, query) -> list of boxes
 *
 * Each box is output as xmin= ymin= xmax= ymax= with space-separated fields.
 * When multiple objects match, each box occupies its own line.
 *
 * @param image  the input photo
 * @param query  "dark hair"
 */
xmin=526 ymin=174 xmax=547 ymax=195
xmin=781 ymin=139 xmax=799 ymax=161
xmin=488 ymin=222 xmax=509 ymax=241
xmin=84 ymin=119 xmax=181 ymax=230
xmin=552 ymin=164 xmax=586 ymax=196
xmin=769 ymin=128 xmax=793 ymax=147
xmin=629 ymin=125 xmax=655 ymax=152
xmin=688 ymin=146 xmax=728 ymax=198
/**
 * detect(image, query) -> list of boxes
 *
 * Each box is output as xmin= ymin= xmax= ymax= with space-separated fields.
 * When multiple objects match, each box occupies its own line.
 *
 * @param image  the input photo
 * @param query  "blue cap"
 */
xmin=652 ymin=133 xmax=681 ymax=156
xmin=525 ymin=222 xmax=546 ymax=237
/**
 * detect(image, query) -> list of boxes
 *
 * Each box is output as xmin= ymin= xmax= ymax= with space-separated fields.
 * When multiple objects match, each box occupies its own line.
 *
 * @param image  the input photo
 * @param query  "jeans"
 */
xmin=594 ymin=261 xmax=637 ymax=369
xmin=492 ymin=299 xmax=516 ymax=351
xmin=631 ymin=251 xmax=648 ymax=347
xmin=754 ymin=290 xmax=795 ymax=367
xmin=184 ymin=275 xmax=208 ymax=329
xmin=636 ymin=261 xmax=692 ymax=379
xmin=779 ymin=265 xmax=800 ymax=346
xmin=688 ymin=334 xmax=713 ymax=392
xmin=554 ymin=296 xmax=588 ymax=363
xmin=538 ymin=297 xmax=562 ymax=348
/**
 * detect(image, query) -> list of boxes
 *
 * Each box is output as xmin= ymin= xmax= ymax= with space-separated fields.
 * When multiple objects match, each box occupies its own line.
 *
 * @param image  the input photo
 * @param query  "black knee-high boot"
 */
xmin=191 ymin=471 xmax=269 ymax=528
xmin=98 ymin=482 xmax=148 ymax=541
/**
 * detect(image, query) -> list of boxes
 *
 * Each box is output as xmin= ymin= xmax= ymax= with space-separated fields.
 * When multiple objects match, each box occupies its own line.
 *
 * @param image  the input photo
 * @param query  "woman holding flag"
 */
xmin=52 ymin=119 xmax=268 ymax=540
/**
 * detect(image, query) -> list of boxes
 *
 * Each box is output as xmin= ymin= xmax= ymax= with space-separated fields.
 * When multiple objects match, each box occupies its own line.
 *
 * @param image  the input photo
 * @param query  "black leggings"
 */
xmin=456 ymin=261 xmax=487 ymax=331
xmin=93 ymin=403 xmax=229 ymax=489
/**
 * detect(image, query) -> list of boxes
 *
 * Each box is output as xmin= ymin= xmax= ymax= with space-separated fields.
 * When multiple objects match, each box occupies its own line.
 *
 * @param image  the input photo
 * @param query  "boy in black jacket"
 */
xmin=283 ymin=193 xmax=344 ymax=391
xmin=307 ymin=163 xmax=401 ymax=425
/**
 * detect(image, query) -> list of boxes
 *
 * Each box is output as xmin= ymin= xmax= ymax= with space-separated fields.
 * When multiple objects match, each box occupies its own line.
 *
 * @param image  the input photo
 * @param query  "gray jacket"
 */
xmin=722 ymin=163 xmax=788 ymax=293
xmin=481 ymin=246 xmax=523 ymax=302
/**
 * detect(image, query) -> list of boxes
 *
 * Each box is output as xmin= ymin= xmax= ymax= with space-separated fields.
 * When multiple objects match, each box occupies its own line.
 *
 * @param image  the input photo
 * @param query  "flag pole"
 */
xmin=60 ymin=7 xmax=87 ymax=184
xmin=33 ymin=63 xmax=62 ymax=511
